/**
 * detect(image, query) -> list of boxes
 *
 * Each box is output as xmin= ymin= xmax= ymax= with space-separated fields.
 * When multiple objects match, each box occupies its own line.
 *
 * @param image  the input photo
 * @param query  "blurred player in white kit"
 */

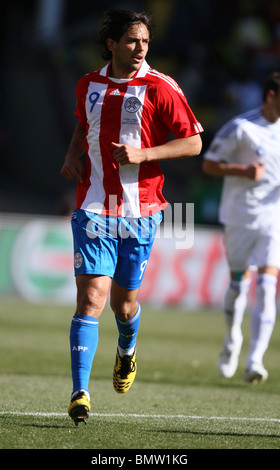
xmin=203 ymin=71 xmax=280 ymax=384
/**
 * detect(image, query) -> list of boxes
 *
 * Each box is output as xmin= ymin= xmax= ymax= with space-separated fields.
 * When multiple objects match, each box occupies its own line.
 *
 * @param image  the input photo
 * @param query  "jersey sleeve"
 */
xmin=204 ymin=122 xmax=239 ymax=163
xmin=74 ymin=76 xmax=88 ymax=129
xmin=156 ymin=82 xmax=203 ymax=139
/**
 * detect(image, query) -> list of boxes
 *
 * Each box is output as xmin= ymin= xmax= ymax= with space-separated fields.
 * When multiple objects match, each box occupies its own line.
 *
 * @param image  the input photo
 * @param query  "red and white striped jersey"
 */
xmin=74 ymin=60 xmax=203 ymax=217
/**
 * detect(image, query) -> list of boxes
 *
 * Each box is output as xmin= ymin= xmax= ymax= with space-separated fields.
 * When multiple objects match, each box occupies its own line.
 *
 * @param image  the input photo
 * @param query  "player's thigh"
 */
xmin=224 ymin=225 xmax=257 ymax=272
xmin=254 ymin=228 xmax=280 ymax=271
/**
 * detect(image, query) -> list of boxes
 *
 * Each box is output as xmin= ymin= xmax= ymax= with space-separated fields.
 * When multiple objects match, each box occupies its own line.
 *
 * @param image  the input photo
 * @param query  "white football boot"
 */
xmin=219 ymin=329 xmax=243 ymax=378
xmin=244 ymin=363 xmax=268 ymax=384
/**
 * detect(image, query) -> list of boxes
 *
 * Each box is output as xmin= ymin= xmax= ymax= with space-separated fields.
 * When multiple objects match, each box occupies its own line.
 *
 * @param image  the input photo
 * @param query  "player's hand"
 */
xmin=246 ymin=162 xmax=265 ymax=180
xmin=61 ymin=158 xmax=84 ymax=183
xmin=112 ymin=142 xmax=146 ymax=165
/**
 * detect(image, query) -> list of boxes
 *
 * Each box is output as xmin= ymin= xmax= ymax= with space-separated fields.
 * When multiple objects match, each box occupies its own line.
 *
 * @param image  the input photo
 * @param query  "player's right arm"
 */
xmin=202 ymin=159 xmax=265 ymax=181
xmin=61 ymin=123 xmax=86 ymax=183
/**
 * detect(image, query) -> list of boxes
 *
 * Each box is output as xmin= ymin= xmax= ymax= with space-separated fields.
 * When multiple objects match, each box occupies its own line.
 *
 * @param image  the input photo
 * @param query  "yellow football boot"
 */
xmin=68 ymin=391 xmax=91 ymax=425
xmin=113 ymin=348 xmax=137 ymax=393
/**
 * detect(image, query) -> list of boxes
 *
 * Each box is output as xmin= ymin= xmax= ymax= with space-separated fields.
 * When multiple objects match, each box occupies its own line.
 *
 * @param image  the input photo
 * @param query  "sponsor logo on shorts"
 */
xmin=74 ymin=252 xmax=83 ymax=269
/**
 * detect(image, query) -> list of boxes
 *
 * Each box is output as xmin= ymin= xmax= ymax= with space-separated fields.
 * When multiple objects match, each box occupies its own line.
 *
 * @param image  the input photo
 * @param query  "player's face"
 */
xmin=108 ymin=23 xmax=150 ymax=78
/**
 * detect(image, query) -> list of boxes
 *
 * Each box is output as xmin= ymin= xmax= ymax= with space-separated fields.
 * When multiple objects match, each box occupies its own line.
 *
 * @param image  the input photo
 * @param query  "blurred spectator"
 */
xmin=221 ymin=68 xmax=263 ymax=115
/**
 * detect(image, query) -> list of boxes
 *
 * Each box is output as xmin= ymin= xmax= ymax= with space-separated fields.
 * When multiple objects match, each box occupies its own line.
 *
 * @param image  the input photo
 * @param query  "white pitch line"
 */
xmin=0 ymin=411 xmax=280 ymax=423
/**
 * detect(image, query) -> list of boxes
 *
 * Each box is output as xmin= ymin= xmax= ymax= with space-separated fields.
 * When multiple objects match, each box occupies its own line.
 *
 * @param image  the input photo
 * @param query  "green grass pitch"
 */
xmin=0 ymin=297 xmax=280 ymax=452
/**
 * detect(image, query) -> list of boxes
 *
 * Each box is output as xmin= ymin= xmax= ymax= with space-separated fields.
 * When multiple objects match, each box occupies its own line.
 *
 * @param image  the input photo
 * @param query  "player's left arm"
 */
xmin=112 ymin=134 xmax=202 ymax=166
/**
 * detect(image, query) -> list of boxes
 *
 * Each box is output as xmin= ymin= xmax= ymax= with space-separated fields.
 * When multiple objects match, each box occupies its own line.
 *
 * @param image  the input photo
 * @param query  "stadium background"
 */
xmin=1 ymin=0 xmax=280 ymax=307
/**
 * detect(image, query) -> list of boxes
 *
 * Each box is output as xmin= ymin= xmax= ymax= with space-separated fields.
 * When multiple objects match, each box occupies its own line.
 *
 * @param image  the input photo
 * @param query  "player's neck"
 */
xmin=109 ymin=61 xmax=138 ymax=80
xmin=262 ymin=105 xmax=279 ymax=123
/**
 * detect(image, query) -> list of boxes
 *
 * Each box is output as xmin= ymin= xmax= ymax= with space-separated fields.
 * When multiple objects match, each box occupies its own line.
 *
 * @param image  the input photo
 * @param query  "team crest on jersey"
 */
xmin=74 ymin=252 xmax=83 ymax=269
xmin=124 ymin=97 xmax=142 ymax=113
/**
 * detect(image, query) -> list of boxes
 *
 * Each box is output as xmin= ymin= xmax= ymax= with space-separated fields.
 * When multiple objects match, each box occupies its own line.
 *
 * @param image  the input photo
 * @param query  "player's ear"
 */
xmin=106 ymin=38 xmax=115 ymax=52
xmin=267 ymin=89 xmax=276 ymax=100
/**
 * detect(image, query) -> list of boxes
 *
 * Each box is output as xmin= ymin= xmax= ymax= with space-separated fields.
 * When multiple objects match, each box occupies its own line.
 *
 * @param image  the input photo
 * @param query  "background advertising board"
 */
xmin=0 ymin=213 xmax=273 ymax=309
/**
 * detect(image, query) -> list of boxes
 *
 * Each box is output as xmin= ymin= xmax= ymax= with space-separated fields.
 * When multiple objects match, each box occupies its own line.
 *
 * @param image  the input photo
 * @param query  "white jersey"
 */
xmin=204 ymin=107 xmax=280 ymax=229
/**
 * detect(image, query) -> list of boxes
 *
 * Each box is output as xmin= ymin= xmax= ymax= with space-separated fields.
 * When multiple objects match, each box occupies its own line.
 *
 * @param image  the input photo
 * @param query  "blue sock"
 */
xmin=115 ymin=303 xmax=141 ymax=353
xmin=70 ymin=315 xmax=99 ymax=396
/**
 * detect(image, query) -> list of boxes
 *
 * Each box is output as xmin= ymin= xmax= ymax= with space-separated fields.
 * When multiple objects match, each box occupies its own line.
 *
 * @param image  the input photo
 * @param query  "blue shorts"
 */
xmin=71 ymin=209 xmax=162 ymax=290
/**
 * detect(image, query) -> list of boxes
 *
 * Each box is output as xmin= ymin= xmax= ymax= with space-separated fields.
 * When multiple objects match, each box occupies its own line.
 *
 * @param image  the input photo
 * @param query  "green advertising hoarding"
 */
xmin=0 ymin=214 xmax=76 ymax=303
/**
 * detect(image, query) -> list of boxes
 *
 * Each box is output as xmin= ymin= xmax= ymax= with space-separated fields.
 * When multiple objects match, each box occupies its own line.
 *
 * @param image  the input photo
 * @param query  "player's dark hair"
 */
xmin=263 ymin=71 xmax=280 ymax=100
xmin=98 ymin=8 xmax=154 ymax=61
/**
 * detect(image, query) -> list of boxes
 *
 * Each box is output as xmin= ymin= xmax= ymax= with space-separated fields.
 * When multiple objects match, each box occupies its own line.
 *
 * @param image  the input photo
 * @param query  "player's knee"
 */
xmin=255 ymin=273 xmax=277 ymax=315
xmin=231 ymin=270 xmax=251 ymax=282
xmin=110 ymin=299 xmax=137 ymax=321
xmin=75 ymin=275 xmax=110 ymax=316
xmin=110 ymin=299 xmax=129 ymax=319
xmin=76 ymin=286 xmax=106 ymax=317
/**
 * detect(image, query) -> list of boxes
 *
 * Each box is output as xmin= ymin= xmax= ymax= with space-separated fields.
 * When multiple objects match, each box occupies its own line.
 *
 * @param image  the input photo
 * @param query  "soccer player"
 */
xmin=61 ymin=8 xmax=203 ymax=425
xmin=202 ymin=71 xmax=280 ymax=385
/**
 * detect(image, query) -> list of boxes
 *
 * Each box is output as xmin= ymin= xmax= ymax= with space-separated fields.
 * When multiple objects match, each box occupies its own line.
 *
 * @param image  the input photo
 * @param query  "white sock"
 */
xmin=223 ymin=278 xmax=251 ymax=349
xmin=247 ymin=273 xmax=277 ymax=367
xmin=71 ymin=389 xmax=90 ymax=401
xmin=118 ymin=345 xmax=135 ymax=358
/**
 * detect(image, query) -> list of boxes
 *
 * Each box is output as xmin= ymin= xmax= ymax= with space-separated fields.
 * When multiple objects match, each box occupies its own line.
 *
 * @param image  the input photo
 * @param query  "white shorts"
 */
xmin=224 ymin=225 xmax=280 ymax=272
